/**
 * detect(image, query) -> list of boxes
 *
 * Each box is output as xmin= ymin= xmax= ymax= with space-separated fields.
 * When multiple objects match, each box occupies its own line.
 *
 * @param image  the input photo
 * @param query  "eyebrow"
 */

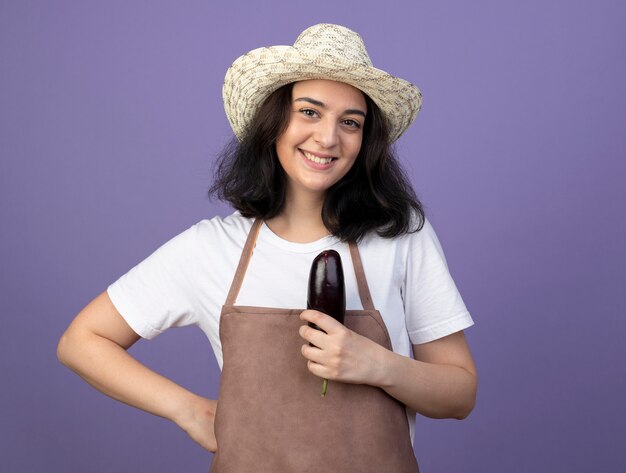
xmin=294 ymin=97 xmax=367 ymax=118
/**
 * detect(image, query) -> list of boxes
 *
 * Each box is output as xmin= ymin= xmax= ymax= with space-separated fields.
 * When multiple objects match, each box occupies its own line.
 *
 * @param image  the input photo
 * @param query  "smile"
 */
xmin=301 ymin=150 xmax=336 ymax=165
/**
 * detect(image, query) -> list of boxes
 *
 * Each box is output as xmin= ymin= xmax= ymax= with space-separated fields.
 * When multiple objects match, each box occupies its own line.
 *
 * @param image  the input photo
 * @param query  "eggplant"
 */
xmin=307 ymin=250 xmax=345 ymax=396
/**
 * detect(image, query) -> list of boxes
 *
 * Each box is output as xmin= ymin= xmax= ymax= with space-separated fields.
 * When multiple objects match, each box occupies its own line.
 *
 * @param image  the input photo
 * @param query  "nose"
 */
xmin=313 ymin=119 xmax=339 ymax=149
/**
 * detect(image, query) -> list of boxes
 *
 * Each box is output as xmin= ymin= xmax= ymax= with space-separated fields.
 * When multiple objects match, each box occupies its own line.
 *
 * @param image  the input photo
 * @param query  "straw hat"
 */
xmin=223 ymin=23 xmax=422 ymax=143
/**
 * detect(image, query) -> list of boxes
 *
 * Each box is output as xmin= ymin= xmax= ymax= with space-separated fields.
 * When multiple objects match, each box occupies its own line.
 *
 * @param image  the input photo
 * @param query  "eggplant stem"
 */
xmin=321 ymin=379 xmax=328 ymax=397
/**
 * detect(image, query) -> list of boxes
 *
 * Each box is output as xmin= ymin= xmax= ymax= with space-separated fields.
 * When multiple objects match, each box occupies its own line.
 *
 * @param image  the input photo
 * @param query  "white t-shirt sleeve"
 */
xmin=403 ymin=219 xmax=474 ymax=344
xmin=107 ymin=224 xmax=201 ymax=339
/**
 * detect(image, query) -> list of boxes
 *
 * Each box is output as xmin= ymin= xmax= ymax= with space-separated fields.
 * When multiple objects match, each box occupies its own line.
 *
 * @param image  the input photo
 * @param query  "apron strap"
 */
xmin=225 ymin=218 xmax=263 ymax=306
xmin=225 ymin=218 xmax=375 ymax=311
xmin=348 ymin=242 xmax=375 ymax=311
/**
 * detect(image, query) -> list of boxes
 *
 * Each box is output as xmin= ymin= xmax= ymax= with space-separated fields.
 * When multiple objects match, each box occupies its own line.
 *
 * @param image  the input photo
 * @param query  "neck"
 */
xmin=265 ymin=189 xmax=329 ymax=243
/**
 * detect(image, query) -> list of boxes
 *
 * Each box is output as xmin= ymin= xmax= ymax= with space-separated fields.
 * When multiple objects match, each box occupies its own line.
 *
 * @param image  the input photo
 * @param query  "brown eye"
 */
xmin=343 ymin=119 xmax=361 ymax=129
xmin=299 ymin=108 xmax=318 ymax=117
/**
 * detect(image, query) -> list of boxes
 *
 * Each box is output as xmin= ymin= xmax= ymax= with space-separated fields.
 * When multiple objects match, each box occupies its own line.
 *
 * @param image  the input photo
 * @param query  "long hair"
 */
xmin=209 ymin=83 xmax=425 ymax=241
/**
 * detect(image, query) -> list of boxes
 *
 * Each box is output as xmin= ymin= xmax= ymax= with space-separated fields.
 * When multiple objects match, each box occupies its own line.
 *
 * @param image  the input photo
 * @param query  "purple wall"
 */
xmin=1 ymin=1 xmax=625 ymax=471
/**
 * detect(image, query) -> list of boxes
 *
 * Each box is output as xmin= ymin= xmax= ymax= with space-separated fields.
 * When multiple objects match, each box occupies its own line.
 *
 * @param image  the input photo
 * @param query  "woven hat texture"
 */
xmin=223 ymin=24 xmax=422 ymax=143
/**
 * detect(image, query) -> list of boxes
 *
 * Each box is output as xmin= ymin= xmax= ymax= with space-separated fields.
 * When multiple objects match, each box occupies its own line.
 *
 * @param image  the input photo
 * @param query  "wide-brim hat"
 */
xmin=223 ymin=23 xmax=422 ymax=143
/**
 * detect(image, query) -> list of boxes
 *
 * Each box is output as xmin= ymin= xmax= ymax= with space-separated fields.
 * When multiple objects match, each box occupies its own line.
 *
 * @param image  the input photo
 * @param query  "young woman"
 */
xmin=58 ymin=24 xmax=477 ymax=472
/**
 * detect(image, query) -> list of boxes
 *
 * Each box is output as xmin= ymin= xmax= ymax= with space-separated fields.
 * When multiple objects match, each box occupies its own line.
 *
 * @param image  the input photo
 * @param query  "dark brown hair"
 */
xmin=209 ymin=83 xmax=425 ymax=241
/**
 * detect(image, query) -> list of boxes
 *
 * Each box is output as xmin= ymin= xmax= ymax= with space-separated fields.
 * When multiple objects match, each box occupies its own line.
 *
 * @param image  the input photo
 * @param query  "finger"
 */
xmin=306 ymin=360 xmax=331 ymax=379
xmin=299 ymin=309 xmax=343 ymax=334
xmin=298 ymin=323 xmax=329 ymax=349
xmin=301 ymin=343 xmax=326 ymax=364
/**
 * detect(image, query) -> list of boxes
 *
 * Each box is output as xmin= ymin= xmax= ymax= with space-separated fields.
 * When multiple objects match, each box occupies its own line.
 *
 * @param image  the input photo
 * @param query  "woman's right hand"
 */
xmin=175 ymin=396 xmax=218 ymax=453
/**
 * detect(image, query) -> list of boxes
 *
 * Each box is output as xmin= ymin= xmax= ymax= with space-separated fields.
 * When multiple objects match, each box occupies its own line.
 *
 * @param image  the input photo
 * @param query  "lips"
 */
xmin=300 ymin=149 xmax=337 ymax=165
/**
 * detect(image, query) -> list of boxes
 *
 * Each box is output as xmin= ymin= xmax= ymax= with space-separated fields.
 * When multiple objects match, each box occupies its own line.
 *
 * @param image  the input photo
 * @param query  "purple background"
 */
xmin=1 ymin=1 xmax=625 ymax=471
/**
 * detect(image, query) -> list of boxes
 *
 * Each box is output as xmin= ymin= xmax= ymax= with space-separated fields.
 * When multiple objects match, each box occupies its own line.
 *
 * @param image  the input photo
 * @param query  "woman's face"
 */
xmin=275 ymin=79 xmax=367 ymax=199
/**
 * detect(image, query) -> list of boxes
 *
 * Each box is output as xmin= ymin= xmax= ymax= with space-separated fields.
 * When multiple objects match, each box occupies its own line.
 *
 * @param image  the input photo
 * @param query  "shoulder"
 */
xmin=193 ymin=211 xmax=255 ymax=242
xmin=118 ymin=213 xmax=254 ymax=269
xmin=358 ymin=214 xmax=435 ymax=250
xmin=355 ymin=216 xmax=449 ymax=276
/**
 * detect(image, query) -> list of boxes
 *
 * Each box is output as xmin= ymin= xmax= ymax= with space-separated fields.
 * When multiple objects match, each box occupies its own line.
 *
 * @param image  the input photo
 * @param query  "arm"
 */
xmin=299 ymin=310 xmax=477 ymax=420
xmin=57 ymin=291 xmax=218 ymax=451
xmin=380 ymin=332 xmax=477 ymax=419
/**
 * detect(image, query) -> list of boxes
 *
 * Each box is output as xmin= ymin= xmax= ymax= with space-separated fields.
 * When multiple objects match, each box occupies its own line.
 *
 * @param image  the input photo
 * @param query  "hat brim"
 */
xmin=223 ymin=45 xmax=422 ymax=143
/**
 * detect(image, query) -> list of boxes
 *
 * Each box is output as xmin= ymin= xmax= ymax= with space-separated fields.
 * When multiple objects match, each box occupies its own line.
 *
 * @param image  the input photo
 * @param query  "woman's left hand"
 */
xmin=298 ymin=309 xmax=387 ymax=386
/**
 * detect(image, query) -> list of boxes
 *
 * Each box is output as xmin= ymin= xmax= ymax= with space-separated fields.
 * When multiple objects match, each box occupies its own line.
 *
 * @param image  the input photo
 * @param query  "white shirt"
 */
xmin=107 ymin=212 xmax=474 ymax=441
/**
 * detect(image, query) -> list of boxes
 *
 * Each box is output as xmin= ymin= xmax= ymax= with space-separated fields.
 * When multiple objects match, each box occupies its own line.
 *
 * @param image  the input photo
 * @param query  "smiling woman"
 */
xmin=211 ymin=78 xmax=422 ymax=242
xmin=58 ymin=23 xmax=476 ymax=472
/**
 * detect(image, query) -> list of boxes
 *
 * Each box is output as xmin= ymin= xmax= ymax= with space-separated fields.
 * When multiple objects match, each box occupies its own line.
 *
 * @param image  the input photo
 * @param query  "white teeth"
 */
xmin=302 ymin=150 xmax=333 ymax=164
